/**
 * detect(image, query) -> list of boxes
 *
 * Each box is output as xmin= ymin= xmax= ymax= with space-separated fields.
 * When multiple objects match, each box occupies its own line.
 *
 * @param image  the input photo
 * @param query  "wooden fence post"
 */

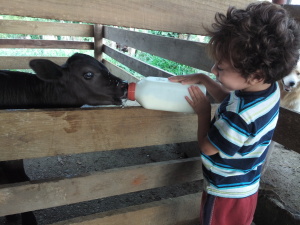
xmin=94 ymin=24 xmax=103 ymax=61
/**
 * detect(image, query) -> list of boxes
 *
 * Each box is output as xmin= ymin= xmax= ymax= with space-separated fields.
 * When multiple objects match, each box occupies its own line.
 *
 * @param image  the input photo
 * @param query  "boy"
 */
xmin=169 ymin=2 xmax=300 ymax=225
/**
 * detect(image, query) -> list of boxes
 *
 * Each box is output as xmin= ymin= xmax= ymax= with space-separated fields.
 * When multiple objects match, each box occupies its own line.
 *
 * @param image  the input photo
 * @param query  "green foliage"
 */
xmin=135 ymin=51 xmax=201 ymax=75
xmin=148 ymin=30 xmax=180 ymax=38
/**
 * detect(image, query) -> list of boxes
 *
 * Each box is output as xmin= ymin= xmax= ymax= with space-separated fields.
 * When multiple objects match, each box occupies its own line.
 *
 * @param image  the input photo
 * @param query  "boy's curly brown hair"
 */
xmin=206 ymin=1 xmax=300 ymax=83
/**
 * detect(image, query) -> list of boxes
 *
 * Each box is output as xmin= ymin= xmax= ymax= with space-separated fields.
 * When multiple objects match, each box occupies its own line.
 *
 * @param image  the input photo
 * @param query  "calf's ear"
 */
xmin=30 ymin=59 xmax=63 ymax=82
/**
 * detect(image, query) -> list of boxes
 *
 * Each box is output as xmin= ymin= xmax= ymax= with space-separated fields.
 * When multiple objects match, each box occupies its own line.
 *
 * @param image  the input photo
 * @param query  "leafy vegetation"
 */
xmin=135 ymin=51 xmax=201 ymax=75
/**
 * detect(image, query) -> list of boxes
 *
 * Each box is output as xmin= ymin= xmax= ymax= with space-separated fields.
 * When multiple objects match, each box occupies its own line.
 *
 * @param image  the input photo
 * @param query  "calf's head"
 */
xmin=30 ymin=53 xmax=128 ymax=106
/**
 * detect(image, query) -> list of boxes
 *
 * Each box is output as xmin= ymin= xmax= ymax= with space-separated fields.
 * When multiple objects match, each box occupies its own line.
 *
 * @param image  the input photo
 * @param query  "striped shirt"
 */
xmin=203 ymin=82 xmax=280 ymax=198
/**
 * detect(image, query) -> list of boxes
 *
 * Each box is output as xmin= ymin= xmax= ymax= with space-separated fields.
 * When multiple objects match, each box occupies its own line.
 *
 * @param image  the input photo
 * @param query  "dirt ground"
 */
xmin=260 ymin=142 xmax=300 ymax=215
xmin=0 ymin=141 xmax=299 ymax=224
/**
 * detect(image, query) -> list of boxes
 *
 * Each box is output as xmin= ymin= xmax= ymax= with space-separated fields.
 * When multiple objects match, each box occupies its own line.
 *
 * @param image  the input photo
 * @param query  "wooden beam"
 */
xmin=0 ymin=0 xmax=254 ymax=35
xmin=273 ymin=107 xmax=300 ymax=153
xmin=104 ymin=26 xmax=213 ymax=72
xmin=0 ymin=39 xmax=93 ymax=50
xmin=103 ymin=60 xmax=140 ymax=83
xmin=0 ymin=56 xmax=68 ymax=69
xmin=52 ymin=193 xmax=202 ymax=225
xmin=94 ymin=24 xmax=104 ymax=61
xmin=0 ymin=20 xmax=94 ymax=37
xmin=103 ymin=45 xmax=173 ymax=78
xmin=0 ymin=103 xmax=297 ymax=161
xmin=0 ymin=158 xmax=202 ymax=216
xmin=0 ymin=107 xmax=200 ymax=161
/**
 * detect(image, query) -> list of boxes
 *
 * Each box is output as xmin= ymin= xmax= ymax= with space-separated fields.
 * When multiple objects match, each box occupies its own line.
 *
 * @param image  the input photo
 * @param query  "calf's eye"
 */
xmin=83 ymin=72 xmax=94 ymax=80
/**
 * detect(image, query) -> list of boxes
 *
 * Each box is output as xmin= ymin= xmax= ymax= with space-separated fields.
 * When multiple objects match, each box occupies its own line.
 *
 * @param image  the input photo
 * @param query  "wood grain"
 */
xmin=0 ymin=107 xmax=200 ymax=161
xmin=104 ymin=26 xmax=213 ymax=72
xmin=0 ymin=0 xmax=254 ymax=35
xmin=0 ymin=56 xmax=68 ymax=69
xmin=0 ymin=20 xmax=93 ymax=37
xmin=0 ymin=158 xmax=202 ymax=216
xmin=0 ymin=39 xmax=93 ymax=50
xmin=103 ymin=45 xmax=173 ymax=77
xmin=94 ymin=24 xmax=104 ymax=61
xmin=273 ymin=107 xmax=300 ymax=153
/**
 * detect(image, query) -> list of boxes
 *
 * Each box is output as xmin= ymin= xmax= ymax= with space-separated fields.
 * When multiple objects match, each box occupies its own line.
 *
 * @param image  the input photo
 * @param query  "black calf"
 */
xmin=0 ymin=53 xmax=128 ymax=224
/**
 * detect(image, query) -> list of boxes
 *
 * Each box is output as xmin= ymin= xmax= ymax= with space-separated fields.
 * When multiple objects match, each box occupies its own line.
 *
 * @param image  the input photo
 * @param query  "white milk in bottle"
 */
xmin=127 ymin=76 xmax=206 ymax=113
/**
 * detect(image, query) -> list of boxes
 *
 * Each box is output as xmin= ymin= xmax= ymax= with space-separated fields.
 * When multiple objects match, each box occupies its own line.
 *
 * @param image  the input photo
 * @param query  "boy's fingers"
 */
xmin=185 ymin=96 xmax=193 ymax=105
xmin=169 ymin=75 xmax=199 ymax=84
xmin=168 ymin=76 xmax=184 ymax=82
xmin=189 ymin=86 xmax=204 ymax=99
xmin=188 ymin=86 xmax=195 ymax=99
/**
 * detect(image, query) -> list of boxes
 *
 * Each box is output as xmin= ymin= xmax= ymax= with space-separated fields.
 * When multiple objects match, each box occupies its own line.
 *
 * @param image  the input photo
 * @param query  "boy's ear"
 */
xmin=248 ymin=71 xmax=264 ymax=84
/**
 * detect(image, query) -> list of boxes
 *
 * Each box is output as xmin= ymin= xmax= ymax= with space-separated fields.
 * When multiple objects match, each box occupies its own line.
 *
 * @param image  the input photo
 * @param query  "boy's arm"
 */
xmin=186 ymin=86 xmax=219 ymax=155
xmin=168 ymin=74 xmax=230 ymax=103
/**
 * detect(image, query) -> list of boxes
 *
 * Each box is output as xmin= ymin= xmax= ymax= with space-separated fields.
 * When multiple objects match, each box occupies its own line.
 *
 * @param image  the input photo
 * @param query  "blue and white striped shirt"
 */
xmin=204 ymin=82 xmax=280 ymax=198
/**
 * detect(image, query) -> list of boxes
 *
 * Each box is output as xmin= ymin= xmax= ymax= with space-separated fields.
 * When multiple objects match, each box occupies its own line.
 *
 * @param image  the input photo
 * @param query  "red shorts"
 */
xmin=200 ymin=191 xmax=258 ymax=225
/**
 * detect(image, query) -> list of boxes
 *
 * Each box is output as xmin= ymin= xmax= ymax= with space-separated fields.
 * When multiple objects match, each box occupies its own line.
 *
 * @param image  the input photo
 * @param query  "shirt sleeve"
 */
xmin=208 ymin=111 xmax=251 ymax=157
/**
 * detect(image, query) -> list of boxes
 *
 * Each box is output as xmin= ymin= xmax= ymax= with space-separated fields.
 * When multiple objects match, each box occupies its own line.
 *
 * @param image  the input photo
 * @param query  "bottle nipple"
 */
xmin=128 ymin=83 xmax=136 ymax=100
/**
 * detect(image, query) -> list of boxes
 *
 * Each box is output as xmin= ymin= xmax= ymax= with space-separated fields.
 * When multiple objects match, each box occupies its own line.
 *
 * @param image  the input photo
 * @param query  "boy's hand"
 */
xmin=168 ymin=74 xmax=205 ymax=85
xmin=187 ymin=85 xmax=218 ymax=156
xmin=186 ymin=85 xmax=211 ymax=115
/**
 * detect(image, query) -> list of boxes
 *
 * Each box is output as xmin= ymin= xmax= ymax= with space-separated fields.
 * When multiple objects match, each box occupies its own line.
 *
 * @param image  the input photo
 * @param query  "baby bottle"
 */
xmin=127 ymin=76 xmax=206 ymax=113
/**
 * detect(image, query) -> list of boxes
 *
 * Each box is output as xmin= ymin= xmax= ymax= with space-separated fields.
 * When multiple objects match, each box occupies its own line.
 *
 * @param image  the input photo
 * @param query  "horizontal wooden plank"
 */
xmin=0 ymin=103 xmax=297 ymax=161
xmin=0 ymin=107 xmax=201 ymax=161
xmin=0 ymin=39 xmax=93 ymax=49
xmin=0 ymin=20 xmax=94 ymax=37
xmin=273 ymin=107 xmax=300 ymax=153
xmin=103 ymin=45 xmax=173 ymax=78
xmin=0 ymin=56 xmax=68 ymax=69
xmin=103 ymin=59 xmax=140 ymax=83
xmin=52 ymin=193 xmax=202 ymax=225
xmin=0 ymin=158 xmax=202 ymax=216
xmin=104 ymin=26 xmax=213 ymax=72
xmin=0 ymin=0 xmax=254 ymax=35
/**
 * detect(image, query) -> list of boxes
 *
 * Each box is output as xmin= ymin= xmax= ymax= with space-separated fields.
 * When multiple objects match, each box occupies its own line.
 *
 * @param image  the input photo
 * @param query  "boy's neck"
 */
xmin=241 ymin=82 xmax=271 ymax=92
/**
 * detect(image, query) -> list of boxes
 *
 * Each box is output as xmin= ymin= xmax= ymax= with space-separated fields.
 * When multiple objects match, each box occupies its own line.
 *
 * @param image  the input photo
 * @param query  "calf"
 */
xmin=0 ymin=53 xmax=127 ymax=108
xmin=0 ymin=53 xmax=128 ymax=225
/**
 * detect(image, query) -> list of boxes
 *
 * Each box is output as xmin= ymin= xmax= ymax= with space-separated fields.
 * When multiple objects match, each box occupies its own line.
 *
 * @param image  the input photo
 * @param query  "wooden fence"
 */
xmin=0 ymin=1 xmax=299 ymax=224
